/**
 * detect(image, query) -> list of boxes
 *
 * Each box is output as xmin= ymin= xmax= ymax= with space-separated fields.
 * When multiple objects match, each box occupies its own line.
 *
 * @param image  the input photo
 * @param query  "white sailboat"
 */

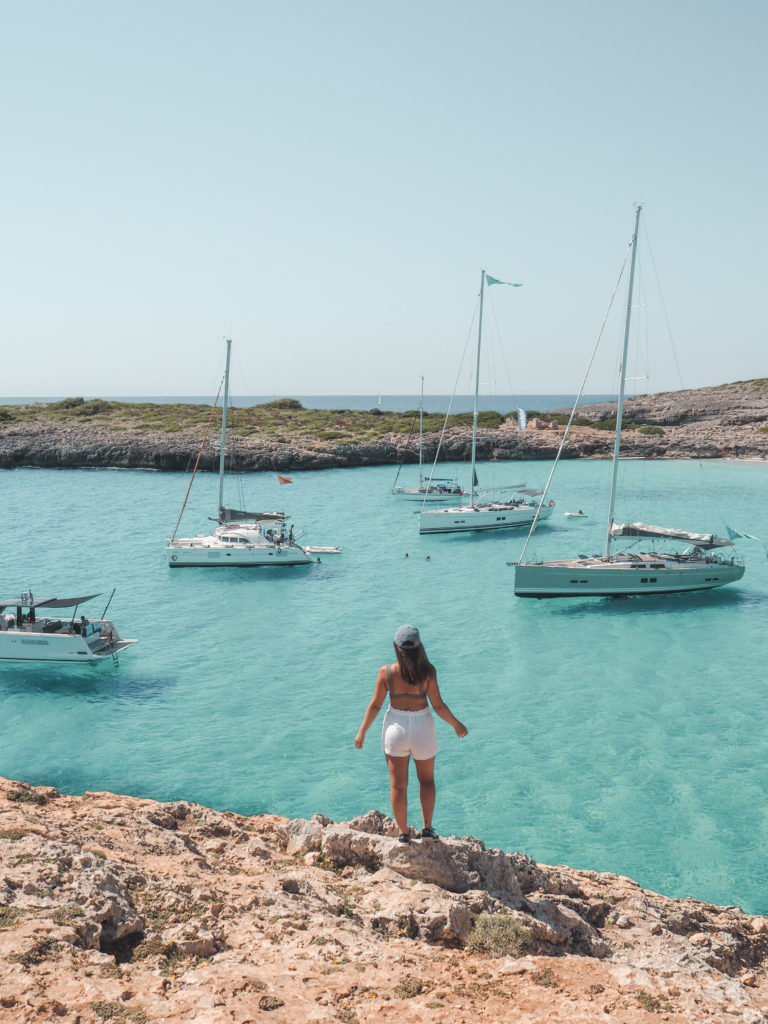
xmin=0 ymin=591 xmax=136 ymax=663
xmin=514 ymin=205 xmax=744 ymax=598
xmin=391 ymin=377 xmax=465 ymax=502
xmin=167 ymin=339 xmax=337 ymax=568
xmin=418 ymin=271 xmax=554 ymax=535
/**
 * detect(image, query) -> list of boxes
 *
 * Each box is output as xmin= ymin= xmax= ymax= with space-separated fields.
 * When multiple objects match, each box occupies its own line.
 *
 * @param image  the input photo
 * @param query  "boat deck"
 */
xmin=529 ymin=551 xmax=739 ymax=569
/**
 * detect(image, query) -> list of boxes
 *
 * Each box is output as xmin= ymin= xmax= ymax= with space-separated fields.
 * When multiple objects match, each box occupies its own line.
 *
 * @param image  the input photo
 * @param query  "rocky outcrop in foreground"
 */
xmin=1 ymin=777 xmax=767 ymax=1022
xmin=1 ymin=381 xmax=768 ymax=470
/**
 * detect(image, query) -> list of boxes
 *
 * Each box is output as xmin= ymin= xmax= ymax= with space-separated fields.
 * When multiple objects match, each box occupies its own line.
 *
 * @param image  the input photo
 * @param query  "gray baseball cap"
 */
xmin=394 ymin=624 xmax=421 ymax=649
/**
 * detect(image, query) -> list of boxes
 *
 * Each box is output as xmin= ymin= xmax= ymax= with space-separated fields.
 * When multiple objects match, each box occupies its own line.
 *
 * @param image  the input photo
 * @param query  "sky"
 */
xmin=2 ymin=0 xmax=766 ymax=398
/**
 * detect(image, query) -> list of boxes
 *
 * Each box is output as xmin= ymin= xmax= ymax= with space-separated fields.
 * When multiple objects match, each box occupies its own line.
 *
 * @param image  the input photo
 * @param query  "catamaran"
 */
xmin=0 ymin=591 xmax=136 ymax=663
xmin=391 ymin=377 xmax=465 ymax=502
xmin=167 ymin=339 xmax=339 ymax=567
xmin=514 ymin=205 xmax=744 ymax=598
xmin=418 ymin=271 xmax=554 ymax=535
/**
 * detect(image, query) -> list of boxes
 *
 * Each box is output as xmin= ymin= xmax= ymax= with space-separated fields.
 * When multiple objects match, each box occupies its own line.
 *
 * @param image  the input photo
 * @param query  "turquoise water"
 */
xmin=2 ymin=457 xmax=768 ymax=913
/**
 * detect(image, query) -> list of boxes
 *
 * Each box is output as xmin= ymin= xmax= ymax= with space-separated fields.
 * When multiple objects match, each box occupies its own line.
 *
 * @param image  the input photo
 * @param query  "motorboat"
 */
xmin=0 ymin=592 xmax=136 ymax=664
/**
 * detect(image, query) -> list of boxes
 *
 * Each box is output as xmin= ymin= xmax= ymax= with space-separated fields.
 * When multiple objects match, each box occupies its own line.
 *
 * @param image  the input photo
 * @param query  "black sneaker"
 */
xmin=419 ymin=826 xmax=439 ymax=842
xmin=397 ymin=833 xmax=410 ymax=845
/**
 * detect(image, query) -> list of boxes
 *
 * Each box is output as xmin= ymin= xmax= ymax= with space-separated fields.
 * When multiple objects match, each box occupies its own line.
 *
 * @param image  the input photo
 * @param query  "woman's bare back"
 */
xmin=384 ymin=662 xmax=434 ymax=711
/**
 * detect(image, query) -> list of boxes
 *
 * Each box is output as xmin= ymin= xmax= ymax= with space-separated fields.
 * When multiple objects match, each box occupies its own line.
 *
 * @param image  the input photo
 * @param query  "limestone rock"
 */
xmin=2 ymin=775 xmax=768 ymax=1024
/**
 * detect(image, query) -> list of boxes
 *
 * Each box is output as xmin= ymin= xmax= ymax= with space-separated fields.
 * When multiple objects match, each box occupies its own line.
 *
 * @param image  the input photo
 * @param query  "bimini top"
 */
xmin=0 ymin=594 xmax=102 ymax=611
xmin=218 ymin=506 xmax=287 ymax=524
xmin=610 ymin=522 xmax=734 ymax=549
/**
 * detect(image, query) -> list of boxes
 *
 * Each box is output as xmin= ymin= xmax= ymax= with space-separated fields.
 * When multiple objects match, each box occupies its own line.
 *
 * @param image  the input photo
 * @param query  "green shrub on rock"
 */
xmin=466 ymin=912 xmax=532 ymax=956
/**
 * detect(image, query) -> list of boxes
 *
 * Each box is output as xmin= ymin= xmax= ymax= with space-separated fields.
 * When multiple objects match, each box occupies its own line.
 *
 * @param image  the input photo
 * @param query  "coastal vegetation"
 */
xmin=0 ymin=397 xmax=506 ymax=442
xmin=466 ymin=912 xmax=533 ymax=956
xmin=0 ymin=397 xmax=674 ymax=441
xmin=1 ymin=381 xmax=767 ymax=468
xmin=533 ymin=412 xmax=649 ymax=432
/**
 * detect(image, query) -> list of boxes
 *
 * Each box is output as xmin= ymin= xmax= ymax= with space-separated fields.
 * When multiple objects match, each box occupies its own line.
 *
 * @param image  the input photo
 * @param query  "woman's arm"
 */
xmin=426 ymin=675 xmax=468 ymax=738
xmin=354 ymin=667 xmax=389 ymax=749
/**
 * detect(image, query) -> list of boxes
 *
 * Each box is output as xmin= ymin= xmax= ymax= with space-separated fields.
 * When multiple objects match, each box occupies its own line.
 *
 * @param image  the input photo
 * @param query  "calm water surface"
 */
xmin=2 ymin=457 xmax=767 ymax=913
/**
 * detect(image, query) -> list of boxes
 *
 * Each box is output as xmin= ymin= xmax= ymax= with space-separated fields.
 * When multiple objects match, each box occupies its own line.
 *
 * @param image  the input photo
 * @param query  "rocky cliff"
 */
xmin=1 ymin=777 xmax=766 ymax=1023
xmin=1 ymin=381 xmax=767 ymax=471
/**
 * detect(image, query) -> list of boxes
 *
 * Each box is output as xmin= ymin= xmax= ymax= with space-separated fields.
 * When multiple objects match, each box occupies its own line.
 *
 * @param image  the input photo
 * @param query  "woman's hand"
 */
xmin=454 ymin=721 xmax=468 ymax=738
xmin=354 ymin=731 xmax=365 ymax=749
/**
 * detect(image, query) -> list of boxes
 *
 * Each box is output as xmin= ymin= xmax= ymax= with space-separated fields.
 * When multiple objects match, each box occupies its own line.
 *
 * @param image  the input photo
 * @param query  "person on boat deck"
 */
xmin=354 ymin=625 xmax=468 ymax=844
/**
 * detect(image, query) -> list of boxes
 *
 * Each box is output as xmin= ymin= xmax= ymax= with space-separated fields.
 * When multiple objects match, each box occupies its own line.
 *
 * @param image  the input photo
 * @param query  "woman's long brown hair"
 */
xmin=394 ymin=642 xmax=435 ymax=687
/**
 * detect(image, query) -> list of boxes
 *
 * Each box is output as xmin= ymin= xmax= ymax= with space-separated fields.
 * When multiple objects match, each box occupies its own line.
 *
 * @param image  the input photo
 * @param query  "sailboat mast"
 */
xmin=470 ymin=270 xmax=485 ymax=506
xmin=218 ymin=338 xmax=232 ymax=516
xmin=418 ymin=376 xmax=424 ymax=484
xmin=605 ymin=205 xmax=642 ymax=558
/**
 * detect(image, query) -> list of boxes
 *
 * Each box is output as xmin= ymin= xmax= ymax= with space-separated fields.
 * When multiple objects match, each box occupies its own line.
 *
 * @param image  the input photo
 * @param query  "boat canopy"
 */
xmin=610 ymin=522 xmax=734 ymax=549
xmin=219 ymin=506 xmax=287 ymax=524
xmin=0 ymin=594 xmax=101 ymax=611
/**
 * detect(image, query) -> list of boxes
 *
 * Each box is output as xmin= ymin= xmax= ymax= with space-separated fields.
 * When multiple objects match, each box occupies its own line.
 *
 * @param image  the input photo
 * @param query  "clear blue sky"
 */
xmin=3 ymin=0 xmax=765 ymax=398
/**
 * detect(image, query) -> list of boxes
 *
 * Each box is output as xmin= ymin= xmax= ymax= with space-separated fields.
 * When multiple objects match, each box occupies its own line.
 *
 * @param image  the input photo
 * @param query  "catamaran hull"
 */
xmin=167 ymin=545 xmax=313 ymax=567
xmin=419 ymin=504 xmax=553 ymax=536
xmin=514 ymin=558 xmax=745 ymax=598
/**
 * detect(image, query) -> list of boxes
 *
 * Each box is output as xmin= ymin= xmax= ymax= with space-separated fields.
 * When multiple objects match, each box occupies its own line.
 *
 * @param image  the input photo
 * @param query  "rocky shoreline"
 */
xmin=1 ymin=776 xmax=767 ymax=1023
xmin=1 ymin=381 xmax=767 ymax=471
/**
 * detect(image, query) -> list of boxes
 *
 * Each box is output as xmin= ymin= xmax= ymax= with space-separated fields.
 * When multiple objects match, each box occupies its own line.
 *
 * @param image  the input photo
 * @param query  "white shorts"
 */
xmin=381 ymin=706 xmax=439 ymax=760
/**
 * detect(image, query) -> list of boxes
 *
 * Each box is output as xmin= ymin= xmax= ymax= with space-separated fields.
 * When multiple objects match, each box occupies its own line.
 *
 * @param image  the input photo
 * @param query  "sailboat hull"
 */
xmin=514 ymin=555 xmax=745 ymax=598
xmin=419 ymin=502 xmax=553 ymax=535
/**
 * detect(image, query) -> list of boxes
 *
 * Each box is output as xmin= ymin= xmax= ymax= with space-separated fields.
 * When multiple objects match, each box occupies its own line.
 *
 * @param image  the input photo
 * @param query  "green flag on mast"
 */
xmin=486 ymin=275 xmax=522 ymax=287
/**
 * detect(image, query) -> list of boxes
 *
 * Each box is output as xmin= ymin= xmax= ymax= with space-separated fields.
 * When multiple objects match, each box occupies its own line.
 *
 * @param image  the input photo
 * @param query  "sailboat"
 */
xmin=167 ymin=339 xmax=337 ymax=567
xmin=391 ymin=377 xmax=465 ymax=502
xmin=514 ymin=205 xmax=744 ymax=598
xmin=418 ymin=271 xmax=554 ymax=535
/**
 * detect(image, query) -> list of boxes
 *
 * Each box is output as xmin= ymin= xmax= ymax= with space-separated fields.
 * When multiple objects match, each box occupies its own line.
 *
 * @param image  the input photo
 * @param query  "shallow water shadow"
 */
xmin=0 ymin=663 xmax=173 ymax=702
xmin=165 ymin=563 xmax=332 ymax=582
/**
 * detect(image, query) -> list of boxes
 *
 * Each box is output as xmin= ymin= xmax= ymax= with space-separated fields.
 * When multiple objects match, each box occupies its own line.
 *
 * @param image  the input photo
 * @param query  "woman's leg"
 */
xmin=414 ymin=756 xmax=436 ymax=828
xmin=385 ymin=754 xmax=411 ymax=834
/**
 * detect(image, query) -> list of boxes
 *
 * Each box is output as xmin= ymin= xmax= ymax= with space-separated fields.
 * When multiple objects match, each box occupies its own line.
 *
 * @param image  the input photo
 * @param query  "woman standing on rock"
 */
xmin=354 ymin=625 xmax=468 ymax=845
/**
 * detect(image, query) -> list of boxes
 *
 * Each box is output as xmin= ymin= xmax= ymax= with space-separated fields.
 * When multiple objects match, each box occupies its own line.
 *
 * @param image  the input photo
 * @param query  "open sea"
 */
xmin=2 ymin=405 xmax=767 ymax=914
xmin=1 ymin=393 xmax=613 ymax=414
